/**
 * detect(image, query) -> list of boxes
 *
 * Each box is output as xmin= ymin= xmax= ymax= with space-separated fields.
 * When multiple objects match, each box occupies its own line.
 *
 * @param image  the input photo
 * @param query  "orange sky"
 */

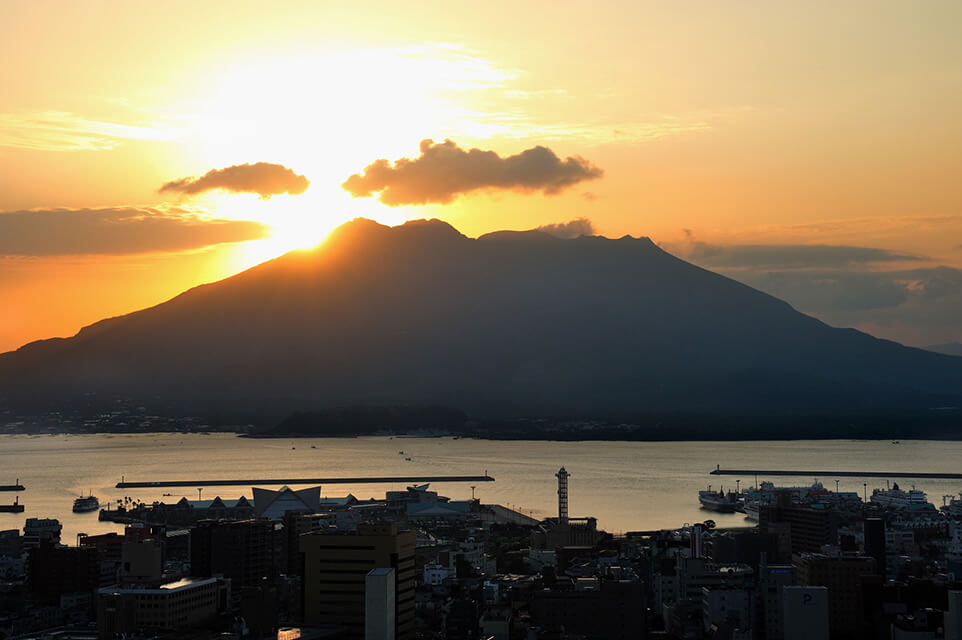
xmin=2 ymin=1 xmax=962 ymax=351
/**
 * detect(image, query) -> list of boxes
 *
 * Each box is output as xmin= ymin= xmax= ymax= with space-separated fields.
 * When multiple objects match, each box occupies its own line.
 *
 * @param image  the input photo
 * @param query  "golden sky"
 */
xmin=2 ymin=1 xmax=962 ymax=351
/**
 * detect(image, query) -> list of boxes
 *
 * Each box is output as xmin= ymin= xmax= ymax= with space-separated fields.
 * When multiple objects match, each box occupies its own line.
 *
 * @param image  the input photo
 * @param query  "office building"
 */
xmin=301 ymin=522 xmax=415 ymax=639
xmin=97 ymin=576 xmax=227 ymax=636
xmin=794 ymin=552 xmax=876 ymax=639
xmin=191 ymin=518 xmax=275 ymax=588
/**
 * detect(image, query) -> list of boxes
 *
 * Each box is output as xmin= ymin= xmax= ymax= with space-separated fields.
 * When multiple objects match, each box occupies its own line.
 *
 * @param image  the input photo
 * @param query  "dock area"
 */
xmin=117 ymin=474 xmax=495 ymax=488
xmin=711 ymin=467 xmax=962 ymax=479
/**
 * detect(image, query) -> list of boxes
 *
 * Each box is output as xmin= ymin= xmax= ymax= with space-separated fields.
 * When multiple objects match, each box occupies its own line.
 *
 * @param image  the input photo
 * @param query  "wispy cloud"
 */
xmin=0 ymin=111 xmax=178 ymax=151
xmin=0 ymin=207 xmax=268 ymax=256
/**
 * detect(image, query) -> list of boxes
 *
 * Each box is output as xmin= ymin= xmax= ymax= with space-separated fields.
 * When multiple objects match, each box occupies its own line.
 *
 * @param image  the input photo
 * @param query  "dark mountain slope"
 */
xmin=2 ymin=218 xmax=961 ymax=422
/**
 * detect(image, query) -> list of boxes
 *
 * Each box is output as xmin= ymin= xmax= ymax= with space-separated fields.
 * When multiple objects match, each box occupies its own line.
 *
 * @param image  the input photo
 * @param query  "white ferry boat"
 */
xmin=72 ymin=494 xmax=100 ymax=513
xmin=870 ymin=482 xmax=935 ymax=511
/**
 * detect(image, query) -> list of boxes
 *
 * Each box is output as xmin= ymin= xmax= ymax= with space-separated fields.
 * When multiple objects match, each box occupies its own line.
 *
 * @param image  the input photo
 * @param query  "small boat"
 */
xmin=0 ymin=497 xmax=24 ymax=513
xmin=73 ymin=494 xmax=100 ymax=513
xmin=0 ymin=479 xmax=25 ymax=492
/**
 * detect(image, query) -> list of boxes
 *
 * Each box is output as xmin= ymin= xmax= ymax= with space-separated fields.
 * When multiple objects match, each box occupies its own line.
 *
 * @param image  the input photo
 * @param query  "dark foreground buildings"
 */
xmin=300 ymin=522 xmax=415 ymax=639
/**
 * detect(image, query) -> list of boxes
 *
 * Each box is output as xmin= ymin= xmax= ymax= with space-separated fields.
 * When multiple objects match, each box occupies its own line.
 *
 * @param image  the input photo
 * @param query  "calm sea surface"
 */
xmin=1 ymin=434 xmax=960 ymax=544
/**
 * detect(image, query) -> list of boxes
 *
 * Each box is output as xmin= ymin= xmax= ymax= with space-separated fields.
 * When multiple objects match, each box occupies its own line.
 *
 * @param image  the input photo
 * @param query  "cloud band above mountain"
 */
xmin=537 ymin=217 xmax=595 ymax=239
xmin=0 ymin=208 xmax=268 ymax=256
xmin=342 ymin=139 xmax=603 ymax=205
xmin=676 ymin=231 xmax=922 ymax=269
xmin=160 ymin=162 xmax=310 ymax=199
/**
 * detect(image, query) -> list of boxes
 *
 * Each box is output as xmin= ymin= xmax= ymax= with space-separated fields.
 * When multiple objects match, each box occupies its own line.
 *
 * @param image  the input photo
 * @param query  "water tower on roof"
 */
xmin=556 ymin=467 xmax=570 ymax=524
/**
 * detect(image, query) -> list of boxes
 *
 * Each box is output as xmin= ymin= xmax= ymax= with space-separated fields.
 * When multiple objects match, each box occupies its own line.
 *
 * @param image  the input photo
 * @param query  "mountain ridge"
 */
xmin=2 ymin=217 xmax=961 ymax=427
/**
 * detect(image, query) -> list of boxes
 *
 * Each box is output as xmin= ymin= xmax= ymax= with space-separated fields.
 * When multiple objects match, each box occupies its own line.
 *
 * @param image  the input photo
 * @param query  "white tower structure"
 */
xmin=556 ymin=467 xmax=570 ymax=524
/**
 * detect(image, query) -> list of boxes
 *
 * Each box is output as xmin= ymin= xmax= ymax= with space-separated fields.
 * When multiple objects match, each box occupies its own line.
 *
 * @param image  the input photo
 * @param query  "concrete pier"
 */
xmin=711 ymin=467 xmax=962 ymax=479
xmin=117 ymin=475 xmax=494 ymax=488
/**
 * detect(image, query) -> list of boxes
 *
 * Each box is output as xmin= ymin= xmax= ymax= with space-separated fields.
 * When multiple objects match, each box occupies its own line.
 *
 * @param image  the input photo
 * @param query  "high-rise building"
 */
xmin=863 ymin=518 xmax=886 ymax=578
xmin=300 ymin=522 xmax=415 ymax=639
xmin=27 ymin=543 xmax=99 ymax=604
xmin=757 ymin=557 xmax=795 ymax=640
xmin=794 ymin=552 xmax=876 ymax=639
xmin=556 ymin=467 xmax=570 ymax=524
xmin=22 ymin=518 xmax=61 ymax=549
xmin=760 ymin=501 xmax=839 ymax=554
xmin=190 ymin=518 xmax=275 ymax=588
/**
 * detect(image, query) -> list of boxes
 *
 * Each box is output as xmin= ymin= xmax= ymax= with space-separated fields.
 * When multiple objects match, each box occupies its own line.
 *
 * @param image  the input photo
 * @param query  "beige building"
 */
xmin=301 ymin=523 xmax=415 ymax=639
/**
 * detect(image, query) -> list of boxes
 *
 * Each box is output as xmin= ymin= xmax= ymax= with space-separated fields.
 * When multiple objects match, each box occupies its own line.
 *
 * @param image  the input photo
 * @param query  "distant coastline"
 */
xmin=3 ymin=405 xmax=961 ymax=441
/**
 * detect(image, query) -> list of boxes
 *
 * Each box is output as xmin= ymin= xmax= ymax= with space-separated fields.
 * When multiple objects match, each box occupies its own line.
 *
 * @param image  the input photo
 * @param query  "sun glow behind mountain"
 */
xmin=175 ymin=45 xmax=525 ymax=263
xmin=3 ymin=2 xmax=962 ymax=353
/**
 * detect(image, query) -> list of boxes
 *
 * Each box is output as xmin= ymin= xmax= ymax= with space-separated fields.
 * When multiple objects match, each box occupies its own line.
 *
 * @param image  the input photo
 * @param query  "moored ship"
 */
xmin=870 ymin=482 xmax=935 ymax=511
xmin=73 ymin=494 xmax=100 ymax=513
xmin=699 ymin=486 xmax=739 ymax=513
xmin=0 ymin=497 xmax=24 ymax=513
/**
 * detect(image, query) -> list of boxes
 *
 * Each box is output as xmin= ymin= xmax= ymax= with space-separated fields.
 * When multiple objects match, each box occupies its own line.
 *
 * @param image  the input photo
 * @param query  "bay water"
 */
xmin=1 ymin=434 xmax=959 ymax=544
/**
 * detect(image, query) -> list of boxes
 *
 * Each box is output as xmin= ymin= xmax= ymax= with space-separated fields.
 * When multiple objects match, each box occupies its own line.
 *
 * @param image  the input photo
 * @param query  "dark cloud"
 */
xmin=0 ymin=208 xmax=269 ymax=256
xmin=737 ymin=270 xmax=912 ymax=312
xmin=677 ymin=233 xmax=921 ymax=269
xmin=536 ymin=217 xmax=595 ymax=239
xmin=725 ymin=266 xmax=962 ymax=346
xmin=664 ymin=232 xmax=962 ymax=345
xmin=342 ymin=139 xmax=603 ymax=206
xmin=160 ymin=162 xmax=310 ymax=199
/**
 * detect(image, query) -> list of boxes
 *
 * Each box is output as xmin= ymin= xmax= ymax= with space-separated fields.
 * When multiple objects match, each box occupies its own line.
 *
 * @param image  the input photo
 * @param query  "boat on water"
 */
xmin=740 ymin=479 xmax=863 ymax=520
xmin=0 ymin=479 xmax=25 ymax=492
xmin=0 ymin=497 xmax=24 ymax=513
xmin=73 ymin=494 xmax=100 ymax=513
xmin=698 ymin=486 xmax=739 ymax=513
xmin=870 ymin=482 xmax=935 ymax=512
